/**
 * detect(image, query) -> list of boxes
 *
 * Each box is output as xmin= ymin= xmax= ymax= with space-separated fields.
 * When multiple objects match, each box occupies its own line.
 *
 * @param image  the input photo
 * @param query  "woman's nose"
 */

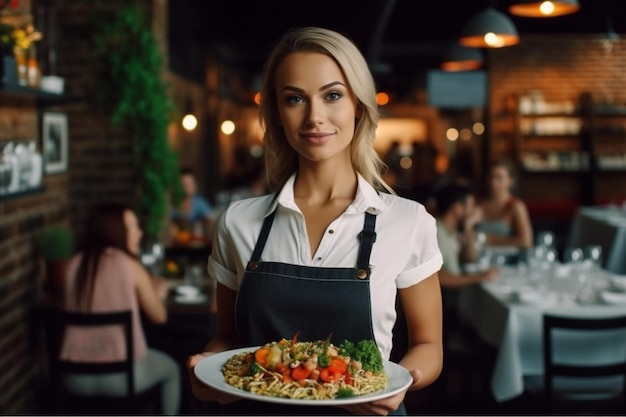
xmin=305 ymin=100 xmax=325 ymax=125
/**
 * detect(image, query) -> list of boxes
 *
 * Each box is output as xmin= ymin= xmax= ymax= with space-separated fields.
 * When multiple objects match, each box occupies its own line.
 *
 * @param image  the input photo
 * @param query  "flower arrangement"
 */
xmin=11 ymin=23 xmax=40 ymax=52
xmin=0 ymin=0 xmax=20 ymax=11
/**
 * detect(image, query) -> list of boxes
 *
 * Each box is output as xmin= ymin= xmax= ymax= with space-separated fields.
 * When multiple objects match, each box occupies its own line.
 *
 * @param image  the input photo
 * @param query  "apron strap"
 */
xmin=356 ymin=212 xmax=377 ymax=279
xmin=249 ymin=210 xmax=276 ymax=264
xmin=248 ymin=208 xmax=378 ymax=276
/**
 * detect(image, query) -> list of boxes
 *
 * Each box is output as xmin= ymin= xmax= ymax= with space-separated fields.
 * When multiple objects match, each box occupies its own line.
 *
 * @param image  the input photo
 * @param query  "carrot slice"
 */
xmin=254 ymin=348 xmax=270 ymax=366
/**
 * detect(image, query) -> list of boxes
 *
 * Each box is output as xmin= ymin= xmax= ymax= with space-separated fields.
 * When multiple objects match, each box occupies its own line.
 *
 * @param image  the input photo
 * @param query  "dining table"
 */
xmin=456 ymin=263 xmax=626 ymax=403
xmin=567 ymin=205 xmax=626 ymax=274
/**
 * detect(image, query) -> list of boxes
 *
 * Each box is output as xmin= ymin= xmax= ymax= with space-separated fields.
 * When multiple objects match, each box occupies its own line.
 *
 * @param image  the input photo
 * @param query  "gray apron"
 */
xmin=222 ymin=208 xmax=406 ymax=415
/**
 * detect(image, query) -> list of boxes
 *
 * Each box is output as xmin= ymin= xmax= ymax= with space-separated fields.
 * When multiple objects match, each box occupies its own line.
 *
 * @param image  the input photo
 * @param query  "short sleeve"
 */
xmin=206 ymin=206 xmax=239 ymax=290
xmin=395 ymin=210 xmax=443 ymax=288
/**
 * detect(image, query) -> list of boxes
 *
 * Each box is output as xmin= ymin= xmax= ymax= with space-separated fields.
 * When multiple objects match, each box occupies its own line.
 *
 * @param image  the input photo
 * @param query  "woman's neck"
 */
xmin=294 ymin=160 xmax=357 ymax=205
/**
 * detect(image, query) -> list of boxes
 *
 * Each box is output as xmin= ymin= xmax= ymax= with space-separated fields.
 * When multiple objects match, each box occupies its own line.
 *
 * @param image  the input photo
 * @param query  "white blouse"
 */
xmin=207 ymin=174 xmax=443 ymax=359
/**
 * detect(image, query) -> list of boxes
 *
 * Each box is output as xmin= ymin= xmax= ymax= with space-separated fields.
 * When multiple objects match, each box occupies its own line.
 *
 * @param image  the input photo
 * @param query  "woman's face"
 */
xmin=489 ymin=165 xmax=513 ymax=196
xmin=274 ymin=52 xmax=359 ymax=165
xmin=123 ymin=210 xmax=143 ymax=255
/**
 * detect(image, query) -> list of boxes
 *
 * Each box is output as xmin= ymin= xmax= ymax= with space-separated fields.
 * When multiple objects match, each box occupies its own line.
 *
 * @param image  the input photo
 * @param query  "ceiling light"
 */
xmin=508 ymin=0 xmax=580 ymax=17
xmin=441 ymin=44 xmax=484 ymax=72
xmin=459 ymin=7 xmax=520 ymax=48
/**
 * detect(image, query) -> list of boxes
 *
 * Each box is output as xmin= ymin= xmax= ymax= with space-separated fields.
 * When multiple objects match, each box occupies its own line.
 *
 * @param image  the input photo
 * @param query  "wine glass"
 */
xmin=536 ymin=231 xmax=556 ymax=249
xmin=563 ymin=247 xmax=583 ymax=265
xmin=583 ymin=245 xmax=603 ymax=270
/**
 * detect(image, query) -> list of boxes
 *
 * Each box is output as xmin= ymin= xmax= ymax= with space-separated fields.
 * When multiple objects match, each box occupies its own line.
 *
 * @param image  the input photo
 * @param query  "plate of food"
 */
xmin=193 ymin=337 xmax=413 ymax=405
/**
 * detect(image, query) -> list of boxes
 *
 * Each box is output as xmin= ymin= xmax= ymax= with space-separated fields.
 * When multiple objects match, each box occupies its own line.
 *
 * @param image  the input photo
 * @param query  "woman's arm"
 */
xmin=133 ymin=260 xmax=167 ymax=324
xmin=398 ymin=273 xmax=443 ymax=390
xmin=342 ymin=273 xmax=443 ymax=415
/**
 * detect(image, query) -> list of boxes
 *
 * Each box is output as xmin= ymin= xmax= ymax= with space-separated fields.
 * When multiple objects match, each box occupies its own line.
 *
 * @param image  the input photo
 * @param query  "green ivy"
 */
xmin=93 ymin=5 xmax=183 ymax=240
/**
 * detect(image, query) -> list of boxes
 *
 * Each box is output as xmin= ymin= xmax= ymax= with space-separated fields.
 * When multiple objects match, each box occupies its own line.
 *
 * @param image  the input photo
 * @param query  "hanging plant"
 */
xmin=93 ymin=5 xmax=183 ymax=240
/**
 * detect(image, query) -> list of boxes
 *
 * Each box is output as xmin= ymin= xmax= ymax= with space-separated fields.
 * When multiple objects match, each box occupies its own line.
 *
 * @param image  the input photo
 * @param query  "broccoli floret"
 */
xmin=339 ymin=339 xmax=383 ymax=373
xmin=248 ymin=361 xmax=264 ymax=376
xmin=336 ymin=388 xmax=355 ymax=398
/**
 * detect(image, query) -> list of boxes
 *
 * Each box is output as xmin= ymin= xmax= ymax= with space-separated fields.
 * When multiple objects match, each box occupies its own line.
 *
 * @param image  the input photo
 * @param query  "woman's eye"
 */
xmin=285 ymin=95 xmax=304 ymax=105
xmin=326 ymin=92 xmax=342 ymax=101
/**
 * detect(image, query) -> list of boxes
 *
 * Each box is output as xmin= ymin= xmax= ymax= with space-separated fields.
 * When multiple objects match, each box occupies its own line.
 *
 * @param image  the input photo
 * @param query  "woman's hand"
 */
xmin=339 ymin=369 xmax=421 ymax=415
xmin=187 ymin=353 xmax=239 ymax=404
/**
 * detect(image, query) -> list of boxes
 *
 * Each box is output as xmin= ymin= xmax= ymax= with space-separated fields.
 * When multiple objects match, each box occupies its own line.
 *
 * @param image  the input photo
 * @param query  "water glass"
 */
xmin=185 ymin=264 xmax=205 ymax=288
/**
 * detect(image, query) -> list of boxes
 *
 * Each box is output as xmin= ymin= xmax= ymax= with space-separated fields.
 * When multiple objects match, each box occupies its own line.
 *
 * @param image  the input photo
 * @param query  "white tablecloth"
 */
xmin=568 ymin=206 xmax=626 ymax=274
xmin=458 ymin=266 xmax=626 ymax=402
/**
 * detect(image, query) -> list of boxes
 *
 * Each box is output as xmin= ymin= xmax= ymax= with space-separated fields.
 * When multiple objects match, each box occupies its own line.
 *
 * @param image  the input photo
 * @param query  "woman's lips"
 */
xmin=299 ymin=132 xmax=334 ymax=145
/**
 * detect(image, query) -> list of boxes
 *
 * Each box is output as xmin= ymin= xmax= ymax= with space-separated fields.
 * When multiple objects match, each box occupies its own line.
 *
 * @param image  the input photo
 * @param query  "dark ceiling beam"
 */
xmin=366 ymin=0 xmax=398 ymax=64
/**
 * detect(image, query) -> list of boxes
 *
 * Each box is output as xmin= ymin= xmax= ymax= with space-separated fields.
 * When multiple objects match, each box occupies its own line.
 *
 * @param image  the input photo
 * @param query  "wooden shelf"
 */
xmin=0 ymin=186 xmax=46 ymax=201
xmin=0 ymin=82 xmax=77 ymax=105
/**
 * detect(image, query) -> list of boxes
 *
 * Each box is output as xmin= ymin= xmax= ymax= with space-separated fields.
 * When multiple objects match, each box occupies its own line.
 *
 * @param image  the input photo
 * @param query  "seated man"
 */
xmin=169 ymin=167 xmax=216 ymax=243
xmin=433 ymin=182 xmax=499 ymax=288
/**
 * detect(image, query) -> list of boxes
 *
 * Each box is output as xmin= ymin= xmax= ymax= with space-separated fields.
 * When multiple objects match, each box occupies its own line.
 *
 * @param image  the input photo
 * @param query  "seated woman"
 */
xmin=476 ymin=159 xmax=533 ymax=260
xmin=59 ymin=203 xmax=180 ymax=415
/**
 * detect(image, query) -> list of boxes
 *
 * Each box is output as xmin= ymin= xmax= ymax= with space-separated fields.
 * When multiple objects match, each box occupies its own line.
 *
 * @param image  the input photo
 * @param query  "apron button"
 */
xmin=356 ymin=269 xmax=368 ymax=279
xmin=247 ymin=261 xmax=259 ymax=270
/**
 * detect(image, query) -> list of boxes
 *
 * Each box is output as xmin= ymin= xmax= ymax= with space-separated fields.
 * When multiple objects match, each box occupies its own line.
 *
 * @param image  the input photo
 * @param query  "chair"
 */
xmin=45 ymin=309 xmax=161 ymax=415
xmin=541 ymin=314 xmax=626 ymax=413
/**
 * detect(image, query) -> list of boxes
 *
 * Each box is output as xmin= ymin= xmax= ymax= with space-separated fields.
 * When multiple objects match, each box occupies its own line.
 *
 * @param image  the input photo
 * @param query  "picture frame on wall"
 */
xmin=42 ymin=112 xmax=68 ymax=175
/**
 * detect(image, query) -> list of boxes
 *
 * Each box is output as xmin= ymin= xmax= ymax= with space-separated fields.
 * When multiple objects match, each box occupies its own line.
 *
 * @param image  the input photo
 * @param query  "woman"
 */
xmin=60 ymin=203 xmax=181 ymax=415
xmin=187 ymin=27 xmax=443 ymax=415
xmin=477 ymin=159 xmax=533 ymax=252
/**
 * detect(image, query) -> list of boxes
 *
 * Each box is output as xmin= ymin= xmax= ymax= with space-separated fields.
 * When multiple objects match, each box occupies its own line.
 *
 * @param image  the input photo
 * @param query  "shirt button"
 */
xmin=328 ymin=229 xmax=334 ymax=234
xmin=317 ymin=257 xmax=322 ymax=261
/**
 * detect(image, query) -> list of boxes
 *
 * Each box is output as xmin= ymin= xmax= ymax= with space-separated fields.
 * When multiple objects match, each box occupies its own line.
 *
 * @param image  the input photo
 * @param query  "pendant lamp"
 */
xmin=459 ymin=7 xmax=520 ymax=48
xmin=441 ymin=44 xmax=484 ymax=72
xmin=508 ymin=0 xmax=580 ymax=17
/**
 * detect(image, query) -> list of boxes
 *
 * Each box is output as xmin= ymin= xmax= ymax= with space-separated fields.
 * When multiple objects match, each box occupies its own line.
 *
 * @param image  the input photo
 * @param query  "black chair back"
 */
xmin=46 ymin=308 xmax=160 ymax=414
xmin=543 ymin=314 xmax=626 ymax=412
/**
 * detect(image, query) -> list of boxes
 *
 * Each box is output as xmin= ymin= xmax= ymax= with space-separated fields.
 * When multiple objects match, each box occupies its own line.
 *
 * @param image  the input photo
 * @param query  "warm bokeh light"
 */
xmin=446 ymin=128 xmax=459 ymax=141
xmin=220 ymin=120 xmax=236 ymax=135
xmin=484 ymin=32 xmax=506 ymax=48
xmin=399 ymin=156 xmax=413 ymax=169
xmin=539 ymin=1 xmax=556 ymax=15
xmin=181 ymin=114 xmax=198 ymax=131
xmin=253 ymin=92 xmax=261 ymax=105
xmin=473 ymin=122 xmax=485 ymax=135
xmin=376 ymin=92 xmax=390 ymax=106
xmin=460 ymin=128 xmax=472 ymax=141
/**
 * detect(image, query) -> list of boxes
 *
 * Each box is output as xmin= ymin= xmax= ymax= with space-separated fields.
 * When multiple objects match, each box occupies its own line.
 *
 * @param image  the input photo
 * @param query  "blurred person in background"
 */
xmin=433 ymin=182 xmax=499 ymax=288
xmin=476 ymin=159 xmax=533 ymax=256
xmin=60 ymin=203 xmax=181 ymax=415
xmin=170 ymin=167 xmax=216 ymax=243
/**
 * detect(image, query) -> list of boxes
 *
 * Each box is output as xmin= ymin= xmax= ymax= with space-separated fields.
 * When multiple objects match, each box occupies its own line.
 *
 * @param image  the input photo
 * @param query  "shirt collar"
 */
xmin=264 ymin=172 xmax=389 ymax=217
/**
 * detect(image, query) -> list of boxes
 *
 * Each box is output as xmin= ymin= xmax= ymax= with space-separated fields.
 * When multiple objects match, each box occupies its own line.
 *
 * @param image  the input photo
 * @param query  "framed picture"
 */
xmin=42 ymin=112 xmax=68 ymax=175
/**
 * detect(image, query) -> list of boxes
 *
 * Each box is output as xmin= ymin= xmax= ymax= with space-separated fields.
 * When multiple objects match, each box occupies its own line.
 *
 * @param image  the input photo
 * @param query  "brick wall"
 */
xmin=489 ymin=34 xmax=626 ymax=206
xmin=0 ymin=0 xmax=155 ymax=413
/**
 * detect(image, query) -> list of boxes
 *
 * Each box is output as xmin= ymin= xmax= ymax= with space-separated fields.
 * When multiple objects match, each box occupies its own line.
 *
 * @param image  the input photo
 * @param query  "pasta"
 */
xmin=221 ymin=337 xmax=389 ymax=400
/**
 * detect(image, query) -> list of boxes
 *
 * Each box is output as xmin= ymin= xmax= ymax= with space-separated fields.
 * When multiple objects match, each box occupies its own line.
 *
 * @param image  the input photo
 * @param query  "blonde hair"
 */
xmin=259 ymin=26 xmax=393 ymax=194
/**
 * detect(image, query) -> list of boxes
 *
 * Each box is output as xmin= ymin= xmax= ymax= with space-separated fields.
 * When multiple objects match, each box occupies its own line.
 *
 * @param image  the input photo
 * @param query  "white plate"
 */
xmin=600 ymin=290 xmax=626 ymax=305
xmin=194 ymin=347 xmax=413 ymax=406
xmin=174 ymin=294 xmax=207 ymax=304
xmin=609 ymin=276 xmax=626 ymax=292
